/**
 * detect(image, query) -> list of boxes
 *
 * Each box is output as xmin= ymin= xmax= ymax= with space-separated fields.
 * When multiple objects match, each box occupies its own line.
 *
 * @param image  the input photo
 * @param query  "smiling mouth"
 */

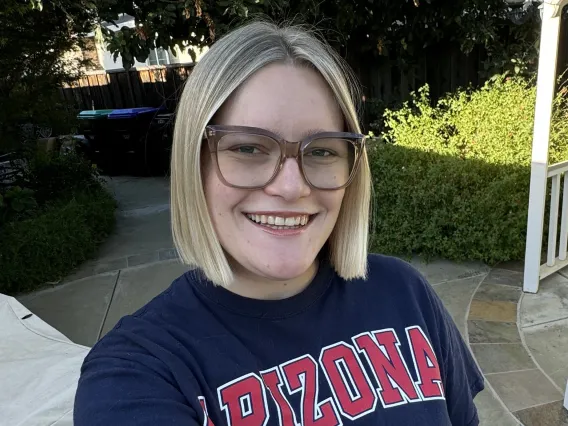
xmin=244 ymin=213 xmax=314 ymax=230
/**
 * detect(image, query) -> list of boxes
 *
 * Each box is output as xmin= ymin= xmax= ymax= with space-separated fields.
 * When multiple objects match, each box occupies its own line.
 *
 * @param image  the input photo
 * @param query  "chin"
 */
xmin=253 ymin=257 xmax=315 ymax=281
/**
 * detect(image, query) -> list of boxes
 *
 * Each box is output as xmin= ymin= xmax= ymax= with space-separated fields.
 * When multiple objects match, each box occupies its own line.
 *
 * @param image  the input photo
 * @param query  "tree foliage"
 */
xmin=0 ymin=0 xmax=543 ymax=151
xmin=94 ymin=0 xmax=284 ymax=67
xmin=93 ymin=0 xmax=541 ymax=75
xmin=0 ymin=0 xmax=97 ymax=152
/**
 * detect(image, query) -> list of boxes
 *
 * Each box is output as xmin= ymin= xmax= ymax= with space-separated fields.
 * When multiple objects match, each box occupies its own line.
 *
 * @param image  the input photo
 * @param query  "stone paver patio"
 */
xmin=14 ymin=176 xmax=568 ymax=425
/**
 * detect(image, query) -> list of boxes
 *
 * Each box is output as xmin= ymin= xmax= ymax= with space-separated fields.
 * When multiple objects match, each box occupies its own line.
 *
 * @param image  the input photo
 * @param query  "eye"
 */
xmin=232 ymin=145 xmax=264 ymax=154
xmin=306 ymin=148 xmax=335 ymax=157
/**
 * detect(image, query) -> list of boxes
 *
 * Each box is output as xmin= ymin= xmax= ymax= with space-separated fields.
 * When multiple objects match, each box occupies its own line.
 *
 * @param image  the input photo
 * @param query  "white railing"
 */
xmin=565 ymin=378 xmax=568 ymax=411
xmin=540 ymin=160 xmax=568 ymax=280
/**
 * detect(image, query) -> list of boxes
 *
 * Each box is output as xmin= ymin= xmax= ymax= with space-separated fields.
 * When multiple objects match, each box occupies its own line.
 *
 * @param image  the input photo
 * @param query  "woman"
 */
xmin=74 ymin=21 xmax=484 ymax=425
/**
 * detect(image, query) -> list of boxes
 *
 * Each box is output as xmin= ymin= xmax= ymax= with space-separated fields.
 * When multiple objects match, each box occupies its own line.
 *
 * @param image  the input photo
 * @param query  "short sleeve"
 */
xmin=422 ymin=278 xmax=485 ymax=426
xmin=74 ymin=319 xmax=201 ymax=426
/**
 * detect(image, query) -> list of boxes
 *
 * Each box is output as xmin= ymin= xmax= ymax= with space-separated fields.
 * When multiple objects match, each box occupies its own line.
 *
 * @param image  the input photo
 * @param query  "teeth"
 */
xmin=284 ymin=217 xmax=295 ymax=226
xmin=246 ymin=213 xmax=312 ymax=227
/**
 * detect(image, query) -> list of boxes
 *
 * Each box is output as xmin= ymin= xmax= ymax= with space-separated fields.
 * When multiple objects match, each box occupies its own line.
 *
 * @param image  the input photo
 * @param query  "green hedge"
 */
xmin=369 ymin=77 xmax=568 ymax=264
xmin=0 ymin=188 xmax=116 ymax=295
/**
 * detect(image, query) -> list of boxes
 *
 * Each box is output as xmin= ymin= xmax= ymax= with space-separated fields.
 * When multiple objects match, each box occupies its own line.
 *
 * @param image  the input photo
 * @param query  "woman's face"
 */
xmin=203 ymin=63 xmax=346 ymax=283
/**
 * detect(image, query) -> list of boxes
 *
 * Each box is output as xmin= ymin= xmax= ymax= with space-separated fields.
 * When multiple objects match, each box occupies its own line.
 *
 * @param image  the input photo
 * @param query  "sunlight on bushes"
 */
xmin=369 ymin=76 xmax=568 ymax=264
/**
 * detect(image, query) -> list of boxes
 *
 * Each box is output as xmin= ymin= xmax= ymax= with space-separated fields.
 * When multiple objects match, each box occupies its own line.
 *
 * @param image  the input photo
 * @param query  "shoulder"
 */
xmin=363 ymin=253 xmax=429 ymax=293
xmin=359 ymin=254 xmax=441 ymax=321
xmin=74 ymin=271 xmax=203 ymax=424
xmin=360 ymin=257 xmax=485 ymax=421
xmin=85 ymin=270 xmax=198 ymax=361
xmin=366 ymin=253 xmax=424 ymax=280
xmin=119 ymin=268 xmax=202 ymax=324
xmin=78 ymin=271 xmax=207 ymax=404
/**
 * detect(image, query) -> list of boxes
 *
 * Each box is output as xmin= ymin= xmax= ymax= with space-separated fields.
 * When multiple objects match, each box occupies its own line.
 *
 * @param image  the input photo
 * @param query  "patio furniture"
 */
xmin=0 ymin=293 xmax=89 ymax=425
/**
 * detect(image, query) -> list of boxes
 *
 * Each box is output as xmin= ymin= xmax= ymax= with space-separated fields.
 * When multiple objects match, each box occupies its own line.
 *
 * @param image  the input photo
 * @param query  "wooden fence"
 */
xmin=60 ymin=44 xmax=487 ymax=130
xmin=61 ymin=49 xmax=485 ymax=111
xmin=60 ymin=30 xmax=568 ymax=130
xmin=59 ymin=64 xmax=195 ymax=112
xmin=354 ymin=45 xmax=486 ymax=105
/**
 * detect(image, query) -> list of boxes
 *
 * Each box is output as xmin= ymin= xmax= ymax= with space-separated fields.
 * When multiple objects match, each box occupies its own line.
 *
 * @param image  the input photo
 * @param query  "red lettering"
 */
xmin=353 ymin=329 xmax=420 ymax=407
xmin=406 ymin=326 xmax=444 ymax=400
xmin=281 ymin=355 xmax=341 ymax=426
xmin=319 ymin=343 xmax=377 ymax=420
xmin=217 ymin=373 xmax=269 ymax=426
xmin=261 ymin=368 xmax=298 ymax=426
xmin=198 ymin=396 xmax=216 ymax=426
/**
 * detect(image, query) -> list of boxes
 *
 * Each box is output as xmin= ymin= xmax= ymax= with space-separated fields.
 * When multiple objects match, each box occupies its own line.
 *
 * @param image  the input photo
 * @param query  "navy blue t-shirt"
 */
xmin=74 ymin=254 xmax=484 ymax=425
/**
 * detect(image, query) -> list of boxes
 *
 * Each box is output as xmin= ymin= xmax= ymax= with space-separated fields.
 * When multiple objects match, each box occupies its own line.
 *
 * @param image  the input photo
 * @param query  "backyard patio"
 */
xmin=12 ymin=175 xmax=568 ymax=426
xmin=3 ymin=1 xmax=568 ymax=424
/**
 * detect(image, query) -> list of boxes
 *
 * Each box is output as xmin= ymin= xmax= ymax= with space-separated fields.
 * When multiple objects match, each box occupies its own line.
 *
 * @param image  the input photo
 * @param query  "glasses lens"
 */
xmin=216 ymin=133 xmax=280 ymax=188
xmin=302 ymin=138 xmax=359 ymax=189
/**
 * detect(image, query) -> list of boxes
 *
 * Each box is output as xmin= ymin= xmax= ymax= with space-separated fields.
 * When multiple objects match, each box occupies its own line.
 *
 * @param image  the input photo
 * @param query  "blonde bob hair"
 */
xmin=171 ymin=20 xmax=371 ymax=287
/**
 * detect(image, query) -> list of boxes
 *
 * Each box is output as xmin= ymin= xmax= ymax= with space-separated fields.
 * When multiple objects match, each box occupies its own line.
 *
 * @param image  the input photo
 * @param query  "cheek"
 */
xmin=203 ymin=159 xmax=248 ymax=230
xmin=203 ymin=158 xmax=227 ymax=223
xmin=321 ymin=189 xmax=345 ymax=218
xmin=204 ymin=173 xmax=229 ymax=221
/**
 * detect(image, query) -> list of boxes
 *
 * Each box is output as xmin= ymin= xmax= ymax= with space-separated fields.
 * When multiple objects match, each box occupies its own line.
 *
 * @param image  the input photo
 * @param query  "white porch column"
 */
xmin=523 ymin=1 xmax=564 ymax=294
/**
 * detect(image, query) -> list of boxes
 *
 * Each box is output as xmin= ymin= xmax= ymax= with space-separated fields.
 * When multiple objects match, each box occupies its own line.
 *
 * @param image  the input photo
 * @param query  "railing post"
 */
xmin=559 ymin=173 xmax=568 ymax=260
xmin=524 ymin=4 xmax=563 ymax=293
xmin=548 ymin=175 xmax=561 ymax=266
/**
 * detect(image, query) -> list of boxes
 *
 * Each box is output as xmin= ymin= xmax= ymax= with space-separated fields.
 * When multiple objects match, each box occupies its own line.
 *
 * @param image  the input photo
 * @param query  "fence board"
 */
xmin=108 ymin=73 xmax=126 ymax=109
xmin=61 ymin=65 xmax=195 ymax=111
xmin=129 ymin=69 xmax=145 ymax=106
xmin=97 ymin=74 xmax=113 ymax=108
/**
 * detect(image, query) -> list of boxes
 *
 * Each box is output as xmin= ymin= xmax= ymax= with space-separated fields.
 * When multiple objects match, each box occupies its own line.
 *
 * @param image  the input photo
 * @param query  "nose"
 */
xmin=264 ymin=158 xmax=311 ymax=201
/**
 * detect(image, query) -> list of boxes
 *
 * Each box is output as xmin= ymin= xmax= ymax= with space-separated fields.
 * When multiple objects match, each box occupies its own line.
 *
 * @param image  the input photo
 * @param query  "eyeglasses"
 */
xmin=203 ymin=125 xmax=365 ymax=190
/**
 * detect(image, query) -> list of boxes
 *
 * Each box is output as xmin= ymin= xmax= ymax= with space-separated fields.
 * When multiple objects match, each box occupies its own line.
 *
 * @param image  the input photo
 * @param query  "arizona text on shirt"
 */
xmin=205 ymin=326 xmax=444 ymax=426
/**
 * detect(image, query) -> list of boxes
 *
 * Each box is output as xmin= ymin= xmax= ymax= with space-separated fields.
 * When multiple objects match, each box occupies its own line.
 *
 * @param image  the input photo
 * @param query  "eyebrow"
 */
xmin=266 ymin=127 xmax=333 ymax=140
xmin=300 ymin=128 xmax=331 ymax=138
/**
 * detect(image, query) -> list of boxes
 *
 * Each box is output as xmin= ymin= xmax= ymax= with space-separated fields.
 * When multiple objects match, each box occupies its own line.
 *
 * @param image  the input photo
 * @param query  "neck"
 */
xmin=226 ymin=259 xmax=319 ymax=300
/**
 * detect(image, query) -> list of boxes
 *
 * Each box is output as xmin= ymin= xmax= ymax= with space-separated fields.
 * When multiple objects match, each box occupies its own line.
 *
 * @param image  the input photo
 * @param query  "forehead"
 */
xmin=216 ymin=63 xmax=344 ymax=140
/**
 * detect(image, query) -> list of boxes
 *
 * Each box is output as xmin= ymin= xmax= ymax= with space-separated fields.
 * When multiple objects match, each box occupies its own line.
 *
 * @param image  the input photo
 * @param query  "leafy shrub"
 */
xmin=0 ymin=188 xmax=116 ymax=295
xmin=369 ymin=76 xmax=568 ymax=264
xmin=0 ymin=186 xmax=38 ymax=225
xmin=19 ymin=149 xmax=102 ymax=205
xmin=0 ymin=148 xmax=116 ymax=295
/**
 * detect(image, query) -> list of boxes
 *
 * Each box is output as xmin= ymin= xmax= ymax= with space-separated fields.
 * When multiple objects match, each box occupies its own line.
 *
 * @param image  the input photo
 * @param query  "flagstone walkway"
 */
xmin=15 ymin=176 xmax=568 ymax=425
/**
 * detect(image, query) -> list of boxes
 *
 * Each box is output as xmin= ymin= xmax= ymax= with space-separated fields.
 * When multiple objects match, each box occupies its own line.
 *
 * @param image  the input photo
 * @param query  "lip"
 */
xmin=243 ymin=213 xmax=316 ymax=236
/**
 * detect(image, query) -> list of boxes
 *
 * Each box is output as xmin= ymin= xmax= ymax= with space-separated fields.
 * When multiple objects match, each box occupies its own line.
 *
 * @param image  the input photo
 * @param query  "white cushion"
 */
xmin=0 ymin=293 xmax=89 ymax=426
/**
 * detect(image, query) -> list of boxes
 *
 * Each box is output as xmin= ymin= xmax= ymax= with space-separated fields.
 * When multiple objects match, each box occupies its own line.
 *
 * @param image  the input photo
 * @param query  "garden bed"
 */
xmin=0 ymin=187 xmax=116 ymax=295
xmin=0 ymin=149 xmax=116 ymax=295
